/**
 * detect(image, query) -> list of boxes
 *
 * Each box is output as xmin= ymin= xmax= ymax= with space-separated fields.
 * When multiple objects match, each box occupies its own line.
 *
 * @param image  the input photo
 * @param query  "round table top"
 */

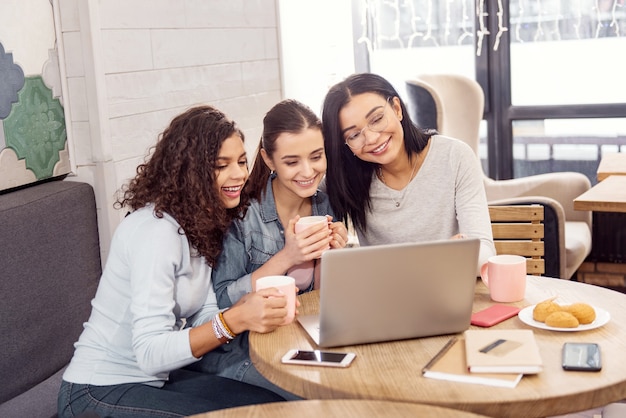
xmin=187 ymin=399 xmax=490 ymax=418
xmin=249 ymin=276 xmax=626 ymax=417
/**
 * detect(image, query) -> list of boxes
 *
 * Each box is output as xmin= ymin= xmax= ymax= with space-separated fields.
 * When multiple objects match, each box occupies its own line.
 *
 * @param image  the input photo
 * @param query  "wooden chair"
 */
xmin=489 ymin=204 xmax=545 ymax=276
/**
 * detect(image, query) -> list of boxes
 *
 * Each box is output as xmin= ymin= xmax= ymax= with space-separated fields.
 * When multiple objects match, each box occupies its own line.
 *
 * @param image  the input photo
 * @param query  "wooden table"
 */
xmin=187 ymin=399 xmax=490 ymax=418
xmin=574 ymin=175 xmax=626 ymax=213
xmin=250 ymin=276 xmax=626 ymax=418
xmin=597 ymin=152 xmax=626 ymax=182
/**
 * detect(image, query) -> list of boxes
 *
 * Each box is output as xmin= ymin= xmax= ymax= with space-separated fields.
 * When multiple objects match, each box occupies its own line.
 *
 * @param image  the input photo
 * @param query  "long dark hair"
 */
xmin=321 ymin=73 xmax=432 ymax=231
xmin=115 ymin=105 xmax=249 ymax=266
xmin=246 ymin=99 xmax=322 ymax=201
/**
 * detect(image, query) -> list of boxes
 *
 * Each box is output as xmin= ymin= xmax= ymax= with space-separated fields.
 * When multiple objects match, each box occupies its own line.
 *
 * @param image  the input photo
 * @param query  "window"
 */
xmin=353 ymin=0 xmax=626 ymax=184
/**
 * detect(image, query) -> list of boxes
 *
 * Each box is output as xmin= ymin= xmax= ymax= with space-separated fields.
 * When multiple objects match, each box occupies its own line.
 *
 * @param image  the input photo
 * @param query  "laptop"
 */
xmin=297 ymin=238 xmax=480 ymax=348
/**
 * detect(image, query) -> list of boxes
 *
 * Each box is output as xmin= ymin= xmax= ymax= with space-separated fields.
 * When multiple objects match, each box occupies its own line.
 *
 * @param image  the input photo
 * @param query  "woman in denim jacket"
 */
xmin=213 ymin=99 xmax=348 ymax=307
xmin=188 ymin=99 xmax=348 ymax=400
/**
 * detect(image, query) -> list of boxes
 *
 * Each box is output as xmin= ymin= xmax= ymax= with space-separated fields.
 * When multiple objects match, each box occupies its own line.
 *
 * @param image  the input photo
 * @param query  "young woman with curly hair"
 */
xmin=58 ymin=105 xmax=288 ymax=418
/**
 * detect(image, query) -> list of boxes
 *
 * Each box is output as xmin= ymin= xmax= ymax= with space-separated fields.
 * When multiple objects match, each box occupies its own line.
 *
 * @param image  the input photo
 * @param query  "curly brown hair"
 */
xmin=114 ymin=105 xmax=249 ymax=266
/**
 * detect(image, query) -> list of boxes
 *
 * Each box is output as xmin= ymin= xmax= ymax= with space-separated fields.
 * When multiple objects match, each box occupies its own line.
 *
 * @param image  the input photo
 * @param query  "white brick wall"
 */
xmin=56 ymin=0 xmax=282 ymax=261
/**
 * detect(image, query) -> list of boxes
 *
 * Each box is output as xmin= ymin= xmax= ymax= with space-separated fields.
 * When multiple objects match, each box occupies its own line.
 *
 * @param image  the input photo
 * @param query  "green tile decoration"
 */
xmin=3 ymin=76 xmax=67 ymax=179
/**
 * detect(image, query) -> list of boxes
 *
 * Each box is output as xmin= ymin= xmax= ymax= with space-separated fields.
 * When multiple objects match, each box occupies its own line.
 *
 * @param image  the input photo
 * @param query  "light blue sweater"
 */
xmin=63 ymin=206 xmax=219 ymax=387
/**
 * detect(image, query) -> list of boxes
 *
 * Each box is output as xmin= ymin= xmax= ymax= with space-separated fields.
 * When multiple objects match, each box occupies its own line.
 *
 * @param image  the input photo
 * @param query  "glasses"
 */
xmin=344 ymin=98 xmax=391 ymax=150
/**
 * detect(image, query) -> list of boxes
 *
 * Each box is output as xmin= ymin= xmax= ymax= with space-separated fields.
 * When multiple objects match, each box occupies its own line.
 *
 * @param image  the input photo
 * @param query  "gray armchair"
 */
xmin=405 ymin=74 xmax=592 ymax=279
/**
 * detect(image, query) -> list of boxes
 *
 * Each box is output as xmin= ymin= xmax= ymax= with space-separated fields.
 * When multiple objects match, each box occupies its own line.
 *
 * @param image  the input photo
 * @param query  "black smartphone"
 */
xmin=562 ymin=342 xmax=602 ymax=371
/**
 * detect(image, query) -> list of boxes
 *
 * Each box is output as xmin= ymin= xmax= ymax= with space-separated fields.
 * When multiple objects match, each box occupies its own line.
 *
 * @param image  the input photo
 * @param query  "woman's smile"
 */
xmin=367 ymin=137 xmax=391 ymax=155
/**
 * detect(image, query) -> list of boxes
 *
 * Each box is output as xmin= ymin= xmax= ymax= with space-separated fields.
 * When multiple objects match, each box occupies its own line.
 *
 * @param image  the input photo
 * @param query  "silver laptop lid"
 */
xmin=315 ymin=238 xmax=479 ymax=347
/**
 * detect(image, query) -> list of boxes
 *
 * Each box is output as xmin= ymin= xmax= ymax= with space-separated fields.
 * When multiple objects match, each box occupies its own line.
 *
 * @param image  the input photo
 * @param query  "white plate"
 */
xmin=518 ymin=305 xmax=611 ymax=331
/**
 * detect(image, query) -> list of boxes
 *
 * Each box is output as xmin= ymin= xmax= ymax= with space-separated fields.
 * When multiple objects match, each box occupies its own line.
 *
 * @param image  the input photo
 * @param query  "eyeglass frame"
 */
xmin=343 ymin=97 xmax=392 ymax=150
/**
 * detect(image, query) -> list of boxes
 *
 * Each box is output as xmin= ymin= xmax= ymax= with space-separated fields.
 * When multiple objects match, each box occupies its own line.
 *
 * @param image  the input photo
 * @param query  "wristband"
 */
xmin=212 ymin=316 xmax=229 ymax=344
xmin=212 ymin=309 xmax=235 ymax=344
xmin=218 ymin=310 xmax=236 ymax=338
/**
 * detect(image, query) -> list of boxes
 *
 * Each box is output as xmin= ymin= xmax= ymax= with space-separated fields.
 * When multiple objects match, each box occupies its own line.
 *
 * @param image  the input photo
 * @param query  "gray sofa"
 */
xmin=0 ymin=180 xmax=101 ymax=418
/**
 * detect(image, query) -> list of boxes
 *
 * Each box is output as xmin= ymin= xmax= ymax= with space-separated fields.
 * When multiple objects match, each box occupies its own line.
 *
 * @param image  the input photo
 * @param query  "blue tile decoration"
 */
xmin=3 ymin=76 xmax=67 ymax=179
xmin=0 ymin=42 xmax=25 ymax=119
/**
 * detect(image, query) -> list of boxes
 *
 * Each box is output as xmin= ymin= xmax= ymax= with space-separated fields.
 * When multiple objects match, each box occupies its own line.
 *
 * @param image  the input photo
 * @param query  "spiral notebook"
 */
xmin=297 ymin=239 xmax=480 ymax=348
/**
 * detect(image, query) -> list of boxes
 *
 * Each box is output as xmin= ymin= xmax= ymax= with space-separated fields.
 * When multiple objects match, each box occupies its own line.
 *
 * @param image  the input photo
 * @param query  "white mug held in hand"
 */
xmin=480 ymin=254 xmax=527 ymax=303
xmin=255 ymin=275 xmax=296 ymax=325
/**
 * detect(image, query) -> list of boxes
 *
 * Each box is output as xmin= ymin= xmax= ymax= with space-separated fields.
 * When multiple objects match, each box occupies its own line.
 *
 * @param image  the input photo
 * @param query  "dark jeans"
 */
xmin=57 ymin=369 xmax=285 ymax=418
xmin=186 ymin=331 xmax=301 ymax=401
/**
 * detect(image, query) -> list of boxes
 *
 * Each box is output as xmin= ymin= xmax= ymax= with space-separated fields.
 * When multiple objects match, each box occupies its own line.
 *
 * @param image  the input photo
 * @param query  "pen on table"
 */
xmin=422 ymin=337 xmax=458 ymax=374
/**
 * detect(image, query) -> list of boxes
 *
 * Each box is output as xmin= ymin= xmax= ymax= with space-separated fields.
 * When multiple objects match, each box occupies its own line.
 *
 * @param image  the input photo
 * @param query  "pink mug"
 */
xmin=288 ymin=216 xmax=330 ymax=290
xmin=480 ymin=254 xmax=527 ymax=302
xmin=294 ymin=215 xmax=330 ymax=238
xmin=256 ymin=275 xmax=296 ymax=325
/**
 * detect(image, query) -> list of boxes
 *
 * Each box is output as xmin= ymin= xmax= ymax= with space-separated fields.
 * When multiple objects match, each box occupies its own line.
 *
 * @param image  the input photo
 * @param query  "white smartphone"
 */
xmin=281 ymin=349 xmax=356 ymax=367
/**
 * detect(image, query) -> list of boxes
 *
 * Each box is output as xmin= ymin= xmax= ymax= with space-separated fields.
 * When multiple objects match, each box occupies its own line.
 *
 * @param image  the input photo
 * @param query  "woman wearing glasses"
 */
xmin=321 ymin=73 xmax=495 ymax=274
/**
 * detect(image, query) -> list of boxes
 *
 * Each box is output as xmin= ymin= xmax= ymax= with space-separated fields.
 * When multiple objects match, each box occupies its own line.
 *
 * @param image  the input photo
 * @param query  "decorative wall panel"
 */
xmin=3 ymin=76 xmax=67 ymax=179
xmin=0 ymin=40 xmax=70 ymax=192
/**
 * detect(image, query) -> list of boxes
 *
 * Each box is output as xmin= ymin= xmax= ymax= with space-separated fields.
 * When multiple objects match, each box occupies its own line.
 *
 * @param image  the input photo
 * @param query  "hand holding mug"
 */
xmin=287 ymin=216 xmax=332 ymax=290
xmin=255 ymin=275 xmax=297 ymax=325
xmin=329 ymin=218 xmax=348 ymax=249
xmin=294 ymin=215 xmax=332 ymax=252
xmin=233 ymin=290 xmax=289 ymax=333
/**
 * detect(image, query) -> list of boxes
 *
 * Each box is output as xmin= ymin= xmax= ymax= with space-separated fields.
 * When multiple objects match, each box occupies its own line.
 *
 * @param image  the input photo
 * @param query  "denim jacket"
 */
xmin=212 ymin=176 xmax=335 ymax=308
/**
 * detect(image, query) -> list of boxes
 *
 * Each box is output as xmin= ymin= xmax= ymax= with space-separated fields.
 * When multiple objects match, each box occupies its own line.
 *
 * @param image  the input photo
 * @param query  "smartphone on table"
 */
xmin=281 ymin=349 xmax=356 ymax=367
xmin=471 ymin=304 xmax=521 ymax=327
xmin=562 ymin=342 xmax=602 ymax=371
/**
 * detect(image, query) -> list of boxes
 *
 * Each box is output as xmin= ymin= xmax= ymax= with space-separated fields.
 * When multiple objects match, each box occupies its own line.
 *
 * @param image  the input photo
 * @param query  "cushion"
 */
xmin=0 ymin=367 xmax=65 ymax=418
xmin=565 ymin=221 xmax=593 ymax=280
xmin=0 ymin=180 xmax=101 ymax=407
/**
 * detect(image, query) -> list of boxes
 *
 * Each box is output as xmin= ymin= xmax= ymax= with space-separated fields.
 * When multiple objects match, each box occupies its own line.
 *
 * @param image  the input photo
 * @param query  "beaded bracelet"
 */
xmin=216 ymin=309 xmax=236 ymax=339
xmin=212 ymin=309 xmax=236 ymax=344
xmin=212 ymin=316 xmax=229 ymax=344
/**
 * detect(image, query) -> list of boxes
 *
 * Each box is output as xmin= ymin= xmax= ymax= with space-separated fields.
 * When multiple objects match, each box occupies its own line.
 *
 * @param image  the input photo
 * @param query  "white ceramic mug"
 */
xmin=480 ymin=254 xmax=527 ymax=302
xmin=256 ymin=275 xmax=296 ymax=325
